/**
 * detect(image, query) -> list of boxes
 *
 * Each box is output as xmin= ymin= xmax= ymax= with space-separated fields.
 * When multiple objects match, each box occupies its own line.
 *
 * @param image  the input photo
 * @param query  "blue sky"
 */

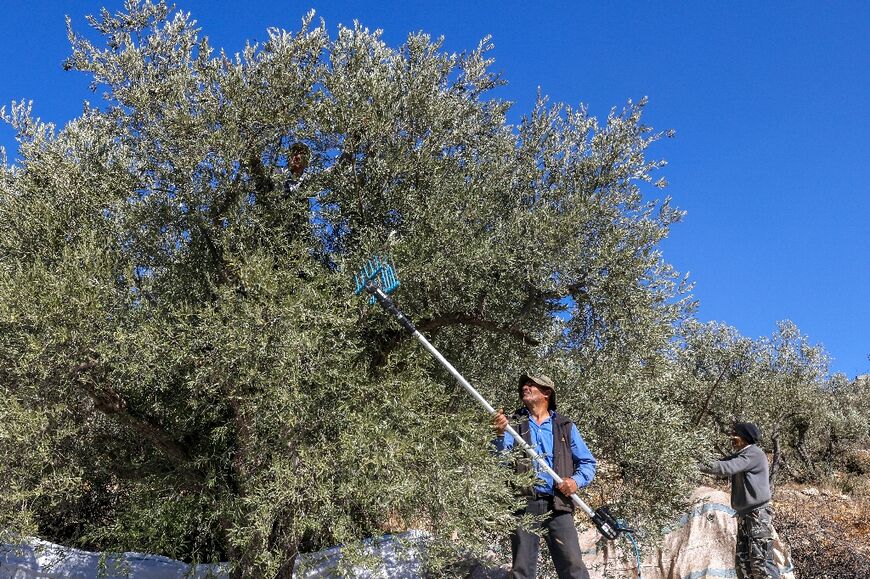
xmin=2 ymin=2 xmax=868 ymax=378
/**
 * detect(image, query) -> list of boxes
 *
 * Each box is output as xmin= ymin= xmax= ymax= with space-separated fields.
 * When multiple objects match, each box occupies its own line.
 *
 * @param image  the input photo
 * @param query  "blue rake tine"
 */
xmin=354 ymin=256 xmax=401 ymax=302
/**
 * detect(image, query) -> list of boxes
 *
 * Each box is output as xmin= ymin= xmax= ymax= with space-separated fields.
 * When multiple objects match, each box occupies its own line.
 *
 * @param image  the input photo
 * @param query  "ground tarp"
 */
xmin=0 ymin=538 xmax=227 ymax=579
xmin=1 ymin=487 xmax=795 ymax=578
xmin=292 ymin=530 xmax=427 ymax=578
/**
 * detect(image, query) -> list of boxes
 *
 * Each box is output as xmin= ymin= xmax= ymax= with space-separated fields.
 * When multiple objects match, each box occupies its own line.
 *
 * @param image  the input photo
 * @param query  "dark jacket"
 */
xmin=701 ymin=444 xmax=772 ymax=515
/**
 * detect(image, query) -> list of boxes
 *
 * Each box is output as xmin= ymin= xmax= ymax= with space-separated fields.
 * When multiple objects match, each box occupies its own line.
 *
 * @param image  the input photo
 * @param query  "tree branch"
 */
xmin=193 ymin=219 xmax=232 ymax=288
xmin=417 ymin=312 xmax=539 ymax=346
xmin=247 ymin=150 xmax=274 ymax=196
xmin=693 ymin=363 xmax=731 ymax=426
xmin=770 ymin=432 xmax=781 ymax=489
xmin=211 ymin=175 xmax=245 ymax=221
xmin=73 ymin=359 xmax=201 ymax=481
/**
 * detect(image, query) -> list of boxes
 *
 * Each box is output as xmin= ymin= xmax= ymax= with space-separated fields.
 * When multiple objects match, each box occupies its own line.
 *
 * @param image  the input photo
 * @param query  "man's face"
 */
xmin=730 ymin=435 xmax=749 ymax=450
xmin=521 ymin=381 xmax=550 ymax=408
xmin=289 ymin=150 xmax=308 ymax=175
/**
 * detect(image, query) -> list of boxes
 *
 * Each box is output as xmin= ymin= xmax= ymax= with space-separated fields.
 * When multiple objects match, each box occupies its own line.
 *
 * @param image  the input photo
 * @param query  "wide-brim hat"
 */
xmin=518 ymin=372 xmax=557 ymax=411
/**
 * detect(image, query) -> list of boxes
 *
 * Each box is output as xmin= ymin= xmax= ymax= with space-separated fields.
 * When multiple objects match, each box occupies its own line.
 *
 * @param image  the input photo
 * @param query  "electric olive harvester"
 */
xmin=353 ymin=256 xmax=625 ymax=541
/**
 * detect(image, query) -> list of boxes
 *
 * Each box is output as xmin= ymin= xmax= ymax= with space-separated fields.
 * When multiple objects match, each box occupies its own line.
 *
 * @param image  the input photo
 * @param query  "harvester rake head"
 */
xmin=354 ymin=256 xmax=400 ymax=301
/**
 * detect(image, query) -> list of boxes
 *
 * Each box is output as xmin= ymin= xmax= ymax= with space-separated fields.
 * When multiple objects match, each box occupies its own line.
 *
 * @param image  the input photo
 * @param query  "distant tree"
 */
xmin=817 ymin=373 xmax=870 ymax=478
xmin=0 ymin=1 xmax=697 ymax=575
xmin=674 ymin=320 xmax=866 ymax=484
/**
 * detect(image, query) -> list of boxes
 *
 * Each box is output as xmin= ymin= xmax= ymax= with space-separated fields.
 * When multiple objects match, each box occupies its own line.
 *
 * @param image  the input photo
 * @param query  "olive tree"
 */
xmin=1 ymin=1 xmax=701 ymax=575
xmin=675 ymin=319 xmax=849 ymax=484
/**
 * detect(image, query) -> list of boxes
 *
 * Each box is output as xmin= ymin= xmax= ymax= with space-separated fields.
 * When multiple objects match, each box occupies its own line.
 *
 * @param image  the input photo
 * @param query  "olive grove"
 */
xmin=0 ymin=2 xmax=865 ymax=577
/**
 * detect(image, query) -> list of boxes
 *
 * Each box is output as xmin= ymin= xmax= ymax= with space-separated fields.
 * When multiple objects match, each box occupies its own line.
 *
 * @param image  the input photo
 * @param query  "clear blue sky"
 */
xmin=2 ymin=2 xmax=868 ymax=378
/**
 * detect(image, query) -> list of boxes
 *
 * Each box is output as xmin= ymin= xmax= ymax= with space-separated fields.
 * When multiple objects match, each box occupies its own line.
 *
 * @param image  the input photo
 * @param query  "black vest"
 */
xmin=513 ymin=408 xmax=576 ymax=513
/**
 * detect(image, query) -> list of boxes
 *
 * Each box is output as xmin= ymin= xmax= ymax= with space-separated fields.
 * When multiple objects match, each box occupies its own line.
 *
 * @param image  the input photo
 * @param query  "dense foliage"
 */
xmin=677 ymin=320 xmax=870 ymax=483
xmin=0 ymin=2 xmax=866 ymax=577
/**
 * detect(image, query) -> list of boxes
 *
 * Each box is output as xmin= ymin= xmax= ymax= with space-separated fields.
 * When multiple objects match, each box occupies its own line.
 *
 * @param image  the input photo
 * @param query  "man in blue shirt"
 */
xmin=493 ymin=373 xmax=596 ymax=579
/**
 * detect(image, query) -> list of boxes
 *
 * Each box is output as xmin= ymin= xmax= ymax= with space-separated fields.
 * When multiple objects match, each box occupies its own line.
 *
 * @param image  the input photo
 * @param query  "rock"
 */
xmin=802 ymin=487 xmax=820 ymax=496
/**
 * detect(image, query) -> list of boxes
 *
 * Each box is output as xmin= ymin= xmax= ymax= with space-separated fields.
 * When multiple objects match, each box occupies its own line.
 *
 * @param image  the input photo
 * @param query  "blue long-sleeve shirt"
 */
xmin=493 ymin=411 xmax=597 ymax=495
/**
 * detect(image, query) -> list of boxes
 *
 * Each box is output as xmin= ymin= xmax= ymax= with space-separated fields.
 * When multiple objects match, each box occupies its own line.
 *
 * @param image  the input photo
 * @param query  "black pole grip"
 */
xmin=591 ymin=506 xmax=622 ymax=541
xmin=366 ymin=282 xmax=417 ymax=334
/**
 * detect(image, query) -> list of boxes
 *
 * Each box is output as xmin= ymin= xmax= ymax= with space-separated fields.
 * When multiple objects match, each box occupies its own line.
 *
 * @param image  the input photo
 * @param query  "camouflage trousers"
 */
xmin=736 ymin=505 xmax=781 ymax=579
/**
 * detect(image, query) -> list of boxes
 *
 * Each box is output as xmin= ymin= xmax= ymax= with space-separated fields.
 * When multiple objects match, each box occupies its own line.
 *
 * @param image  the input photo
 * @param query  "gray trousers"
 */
xmin=736 ymin=505 xmax=781 ymax=579
xmin=510 ymin=497 xmax=590 ymax=579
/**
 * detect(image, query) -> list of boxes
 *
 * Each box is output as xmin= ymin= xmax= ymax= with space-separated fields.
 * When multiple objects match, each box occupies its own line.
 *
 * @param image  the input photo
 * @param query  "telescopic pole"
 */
xmin=363 ymin=281 xmax=619 ymax=540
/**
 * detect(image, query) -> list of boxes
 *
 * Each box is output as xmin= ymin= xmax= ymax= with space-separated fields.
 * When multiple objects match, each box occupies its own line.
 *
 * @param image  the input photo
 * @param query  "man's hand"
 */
xmin=555 ymin=477 xmax=578 ymax=497
xmin=491 ymin=409 xmax=508 ymax=436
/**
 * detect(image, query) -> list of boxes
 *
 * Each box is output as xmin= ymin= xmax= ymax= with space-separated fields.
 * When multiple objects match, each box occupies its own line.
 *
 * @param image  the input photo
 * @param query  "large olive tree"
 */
xmin=1 ymin=1 xmax=700 ymax=575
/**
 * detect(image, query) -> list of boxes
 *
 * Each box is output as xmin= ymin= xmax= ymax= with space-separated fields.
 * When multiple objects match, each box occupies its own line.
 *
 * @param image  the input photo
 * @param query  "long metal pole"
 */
xmin=366 ymin=283 xmax=601 ymax=521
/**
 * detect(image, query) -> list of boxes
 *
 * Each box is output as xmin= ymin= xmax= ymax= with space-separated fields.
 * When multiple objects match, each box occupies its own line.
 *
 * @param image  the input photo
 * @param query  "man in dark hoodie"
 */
xmin=701 ymin=422 xmax=781 ymax=579
xmin=492 ymin=373 xmax=597 ymax=579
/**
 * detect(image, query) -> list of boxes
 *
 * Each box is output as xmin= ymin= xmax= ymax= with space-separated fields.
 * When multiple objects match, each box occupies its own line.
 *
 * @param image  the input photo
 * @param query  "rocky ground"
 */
xmin=775 ymin=483 xmax=870 ymax=578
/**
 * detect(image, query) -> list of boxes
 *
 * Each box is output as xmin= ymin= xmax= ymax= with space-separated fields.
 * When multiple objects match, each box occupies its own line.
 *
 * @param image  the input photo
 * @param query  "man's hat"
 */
xmin=731 ymin=422 xmax=761 ymax=445
xmin=518 ymin=373 xmax=557 ymax=411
